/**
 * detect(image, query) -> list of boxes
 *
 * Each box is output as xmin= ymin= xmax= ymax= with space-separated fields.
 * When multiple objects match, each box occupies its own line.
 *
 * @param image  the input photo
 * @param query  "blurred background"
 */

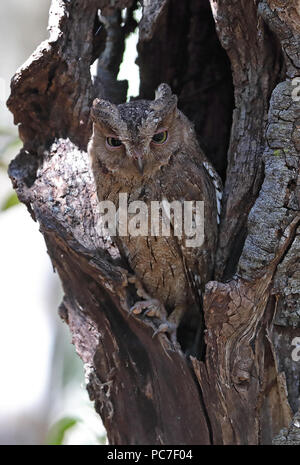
xmin=0 ymin=1 xmax=139 ymax=445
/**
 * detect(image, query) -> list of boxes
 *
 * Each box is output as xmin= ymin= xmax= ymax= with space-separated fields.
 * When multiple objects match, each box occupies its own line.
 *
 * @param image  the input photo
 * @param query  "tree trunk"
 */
xmin=7 ymin=0 xmax=300 ymax=445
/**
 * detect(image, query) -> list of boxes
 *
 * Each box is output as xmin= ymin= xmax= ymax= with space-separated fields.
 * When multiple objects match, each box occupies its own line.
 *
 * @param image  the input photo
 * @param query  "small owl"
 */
xmin=88 ymin=84 xmax=221 ymax=354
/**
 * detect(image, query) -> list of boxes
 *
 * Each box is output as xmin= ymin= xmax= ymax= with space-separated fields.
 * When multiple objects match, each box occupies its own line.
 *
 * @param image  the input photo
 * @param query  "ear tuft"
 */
xmin=155 ymin=83 xmax=172 ymax=100
xmin=91 ymin=98 xmax=119 ymax=125
xmin=151 ymin=83 xmax=178 ymax=121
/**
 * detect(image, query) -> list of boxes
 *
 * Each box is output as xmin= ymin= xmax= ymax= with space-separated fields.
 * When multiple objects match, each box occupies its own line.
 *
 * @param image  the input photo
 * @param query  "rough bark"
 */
xmin=7 ymin=0 xmax=300 ymax=445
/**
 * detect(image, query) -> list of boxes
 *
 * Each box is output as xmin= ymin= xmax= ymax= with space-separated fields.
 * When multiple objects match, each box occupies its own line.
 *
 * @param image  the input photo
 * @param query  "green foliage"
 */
xmin=46 ymin=417 xmax=80 ymax=445
xmin=1 ymin=192 xmax=19 ymax=211
xmin=97 ymin=433 xmax=107 ymax=445
xmin=1 ymin=135 xmax=22 ymax=154
xmin=0 ymin=128 xmax=16 ymax=136
xmin=0 ymin=127 xmax=22 ymax=211
xmin=0 ymin=128 xmax=22 ymax=161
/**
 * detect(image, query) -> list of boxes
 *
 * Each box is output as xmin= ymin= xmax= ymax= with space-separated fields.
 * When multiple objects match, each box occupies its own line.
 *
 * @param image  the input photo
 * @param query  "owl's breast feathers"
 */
xmin=108 ymin=148 xmax=221 ymax=313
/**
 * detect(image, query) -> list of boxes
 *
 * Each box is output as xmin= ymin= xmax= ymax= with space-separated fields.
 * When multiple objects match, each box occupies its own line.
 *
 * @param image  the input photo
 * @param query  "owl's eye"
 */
xmin=152 ymin=130 xmax=168 ymax=144
xmin=106 ymin=136 xmax=122 ymax=148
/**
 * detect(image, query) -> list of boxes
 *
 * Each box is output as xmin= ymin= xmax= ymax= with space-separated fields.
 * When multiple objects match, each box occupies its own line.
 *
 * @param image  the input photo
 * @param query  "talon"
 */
xmin=152 ymin=321 xmax=177 ymax=343
xmin=128 ymin=302 xmax=145 ymax=317
xmin=143 ymin=306 xmax=159 ymax=318
xmin=128 ymin=299 xmax=166 ymax=319
xmin=152 ymin=323 xmax=169 ymax=338
xmin=129 ymin=299 xmax=178 ymax=344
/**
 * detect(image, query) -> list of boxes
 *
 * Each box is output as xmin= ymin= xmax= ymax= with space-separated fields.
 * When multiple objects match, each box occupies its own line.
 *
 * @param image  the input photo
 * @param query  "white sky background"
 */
xmin=0 ymin=205 xmax=55 ymax=416
xmin=0 ymin=1 xmax=56 ymax=444
xmin=118 ymin=19 xmax=140 ymax=98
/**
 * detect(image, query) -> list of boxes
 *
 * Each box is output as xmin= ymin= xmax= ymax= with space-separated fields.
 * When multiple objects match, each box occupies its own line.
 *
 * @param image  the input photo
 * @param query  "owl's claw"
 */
xmin=152 ymin=321 xmax=177 ymax=343
xmin=129 ymin=299 xmax=178 ymax=345
xmin=129 ymin=299 xmax=167 ymax=319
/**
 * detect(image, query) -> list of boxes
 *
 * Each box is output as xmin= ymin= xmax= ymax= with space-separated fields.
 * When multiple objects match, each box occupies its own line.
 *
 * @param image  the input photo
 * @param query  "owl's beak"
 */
xmin=136 ymin=157 xmax=144 ymax=174
xmin=132 ymin=150 xmax=144 ymax=174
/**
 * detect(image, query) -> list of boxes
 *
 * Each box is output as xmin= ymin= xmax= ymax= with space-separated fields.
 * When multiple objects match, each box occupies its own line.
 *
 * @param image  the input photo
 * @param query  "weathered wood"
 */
xmin=273 ymin=410 xmax=300 ymax=445
xmin=7 ymin=0 xmax=300 ymax=445
xmin=138 ymin=0 xmax=234 ymax=180
xmin=210 ymin=0 xmax=286 ymax=279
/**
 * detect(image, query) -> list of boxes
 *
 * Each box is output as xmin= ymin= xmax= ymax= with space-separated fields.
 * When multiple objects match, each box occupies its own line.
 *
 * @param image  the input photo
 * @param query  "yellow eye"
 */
xmin=106 ymin=136 xmax=122 ymax=148
xmin=152 ymin=131 xmax=168 ymax=144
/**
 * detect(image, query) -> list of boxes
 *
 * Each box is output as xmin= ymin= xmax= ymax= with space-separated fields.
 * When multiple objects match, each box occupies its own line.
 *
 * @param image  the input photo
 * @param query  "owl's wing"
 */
xmin=160 ymin=151 xmax=222 ymax=299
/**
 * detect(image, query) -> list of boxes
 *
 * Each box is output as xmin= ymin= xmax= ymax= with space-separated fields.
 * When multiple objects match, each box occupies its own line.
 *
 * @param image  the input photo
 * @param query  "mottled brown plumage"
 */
xmin=88 ymin=84 xmax=221 ymax=354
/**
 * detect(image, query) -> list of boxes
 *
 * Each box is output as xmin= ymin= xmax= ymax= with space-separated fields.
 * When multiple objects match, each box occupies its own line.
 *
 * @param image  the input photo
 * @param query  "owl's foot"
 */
xmin=129 ymin=299 xmax=167 ymax=319
xmin=152 ymin=321 xmax=177 ymax=344
xmin=129 ymin=299 xmax=180 ymax=345
xmin=152 ymin=305 xmax=185 ymax=344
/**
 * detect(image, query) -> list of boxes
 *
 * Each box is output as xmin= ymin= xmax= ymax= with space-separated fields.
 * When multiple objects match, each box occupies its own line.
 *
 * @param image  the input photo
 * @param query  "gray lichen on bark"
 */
xmin=273 ymin=409 xmax=300 ymax=445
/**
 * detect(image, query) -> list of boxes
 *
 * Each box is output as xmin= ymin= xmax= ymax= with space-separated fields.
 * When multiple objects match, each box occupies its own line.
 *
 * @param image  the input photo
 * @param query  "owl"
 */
xmin=88 ymin=84 xmax=221 ymax=355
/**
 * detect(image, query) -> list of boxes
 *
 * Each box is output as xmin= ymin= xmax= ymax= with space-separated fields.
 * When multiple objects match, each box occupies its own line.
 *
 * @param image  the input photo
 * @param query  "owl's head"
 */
xmin=89 ymin=84 xmax=187 ymax=180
